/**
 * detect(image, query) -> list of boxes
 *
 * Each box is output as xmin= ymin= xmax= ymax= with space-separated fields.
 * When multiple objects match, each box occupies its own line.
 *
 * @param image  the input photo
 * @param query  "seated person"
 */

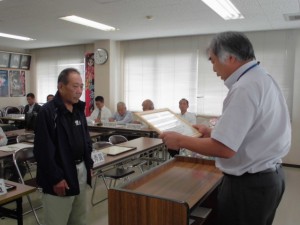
xmin=169 ymin=98 xmax=196 ymax=158
xmin=133 ymin=99 xmax=155 ymax=127
xmin=88 ymin=96 xmax=112 ymax=124
xmin=178 ymin=98 xmax=196 ymax=125
xmin=24 ymin=93 xmax=41 ymax=114
xmin=46 ymin=94 xmax=54 ymax=102
xmin=109 ymin=102 xmax=133 ymax=124
xmin=24 ymin=93 xmax=41 ymax=131
xmin=142 ymin=99 xmax=154 ymax=111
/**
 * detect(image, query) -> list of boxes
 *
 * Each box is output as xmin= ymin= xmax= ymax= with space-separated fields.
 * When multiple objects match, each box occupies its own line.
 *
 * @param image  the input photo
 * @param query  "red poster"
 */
xmin=85 ymin=53 xmax=94 ymax=116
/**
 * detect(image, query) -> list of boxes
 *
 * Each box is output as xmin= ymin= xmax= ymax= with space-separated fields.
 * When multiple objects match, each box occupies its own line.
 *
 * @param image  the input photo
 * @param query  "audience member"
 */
xmin=33 ymin=68 xmax=93 ymax=225
xmin=46 ymin=94 xmax=54 ymax=102
xmin=142 ymin=99 xmax=154 ymax=111
xmin=88 ymin=96 xmax=112 ymax=124
xmin=133 ymin=99 xmax=155 ymax=125
xmin=24 ymin=93 xmax=41 ymax=114
xmin=179 ymin=98 xmax=196 ymax=125
xmin=109 ymin=101 xmax=133 ymax=124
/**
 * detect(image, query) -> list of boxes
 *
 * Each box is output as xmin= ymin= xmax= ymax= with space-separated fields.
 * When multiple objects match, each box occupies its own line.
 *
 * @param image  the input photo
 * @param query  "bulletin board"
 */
xmin=135 ymin=108 xmax=201 ymax=137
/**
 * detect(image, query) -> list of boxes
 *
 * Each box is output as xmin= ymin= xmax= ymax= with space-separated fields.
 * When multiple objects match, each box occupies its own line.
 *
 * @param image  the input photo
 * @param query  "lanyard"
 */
xmin=236 ymin=62 xmax=259 ymax=81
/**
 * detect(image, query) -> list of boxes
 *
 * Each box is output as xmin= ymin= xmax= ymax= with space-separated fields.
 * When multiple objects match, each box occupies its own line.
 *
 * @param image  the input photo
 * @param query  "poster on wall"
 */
xmin=85 ymin=53 xmax=95 ymax=116
xmin=0 ymin=70 xmax=9 ymax=97
xmin=9 ymin=70 xmax=25 ymax=97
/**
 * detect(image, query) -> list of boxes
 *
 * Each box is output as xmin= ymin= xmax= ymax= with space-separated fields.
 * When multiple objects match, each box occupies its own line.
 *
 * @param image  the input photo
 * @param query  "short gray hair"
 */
xmin=208 ymin=31 xmax=255 ymax=63
xmin=117 ymin=101 xmax=126 ymax=109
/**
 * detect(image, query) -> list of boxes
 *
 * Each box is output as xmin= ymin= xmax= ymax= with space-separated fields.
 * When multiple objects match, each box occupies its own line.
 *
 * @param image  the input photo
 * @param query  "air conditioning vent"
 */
xmin=284 ymin=13 xmax=300 ymax=21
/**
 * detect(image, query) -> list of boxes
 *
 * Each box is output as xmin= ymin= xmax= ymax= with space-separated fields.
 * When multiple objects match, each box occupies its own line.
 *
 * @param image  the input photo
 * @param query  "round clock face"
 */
xmin=94 ymin=49 xmax=108 ymax=64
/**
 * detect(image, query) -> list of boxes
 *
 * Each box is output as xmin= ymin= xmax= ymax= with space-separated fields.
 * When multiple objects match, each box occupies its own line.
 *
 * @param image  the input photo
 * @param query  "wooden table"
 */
xmin=88 ymin=124 xmax=158 ymax=139
xmin=0 ymin=115 xmax=25 ymax=123
xmin=108 ymin=156 xmax=223 ymax=225
xmin=4 ymin=129 xmax=103 ymax=145
xmin=0 ymin=180 xmax=36 ymax=225
xmin=93 ymin=137 xmax=164 ymax=170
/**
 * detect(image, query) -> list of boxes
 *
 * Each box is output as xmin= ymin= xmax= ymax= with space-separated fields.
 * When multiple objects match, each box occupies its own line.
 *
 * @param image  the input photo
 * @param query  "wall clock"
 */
xmin=94 ymin=48 xmax=108 ymax=65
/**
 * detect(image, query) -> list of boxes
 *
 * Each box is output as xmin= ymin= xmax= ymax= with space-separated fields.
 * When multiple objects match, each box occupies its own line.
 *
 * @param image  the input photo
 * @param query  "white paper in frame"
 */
xmin=134 ymin=108 xmax=201 ymax=137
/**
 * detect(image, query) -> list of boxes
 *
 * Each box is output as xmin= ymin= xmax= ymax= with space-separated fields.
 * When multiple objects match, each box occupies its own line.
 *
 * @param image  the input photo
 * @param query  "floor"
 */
xmin=1 ymin=166 xmax=299 ymax=225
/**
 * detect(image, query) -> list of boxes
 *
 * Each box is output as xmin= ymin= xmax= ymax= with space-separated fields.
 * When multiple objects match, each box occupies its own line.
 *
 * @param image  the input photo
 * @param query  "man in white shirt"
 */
xmin=88 ymin=96 xmax=112 ymax=124
xmin=178 ymin=98 xmax=196 ymax=125
xmin=160 ymin=31 xmax=291 ymax=225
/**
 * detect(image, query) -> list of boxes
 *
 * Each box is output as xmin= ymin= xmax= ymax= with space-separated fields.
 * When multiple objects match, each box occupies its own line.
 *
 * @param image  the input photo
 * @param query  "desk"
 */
xmin=93 ymin=137 xmax=164 ymax=170
xmin=4 ymin=129 xmax=102 ymax=145
xmin=0 ymin=115 xmax=25 ymax=123
xmin=108 ymin=156 xmax=223 ymax=225
xmin=4 ymin=129 xmax=33 ymax=145
xmin=0 ymin=115 xmax=25 ymax=130
xmin=0 ymin=180 xmax=36 ymax=225
xmin=88 ymin=124 xmax=158 ymax=139
xmin=0 ymin=143 xmax=34 ymax=178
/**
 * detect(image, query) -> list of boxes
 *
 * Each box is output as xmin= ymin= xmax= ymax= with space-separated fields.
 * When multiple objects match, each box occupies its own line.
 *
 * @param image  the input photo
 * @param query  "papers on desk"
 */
xmin=0 ymin=143 xmax=33 ymax=152
xmin=100 ymin=146 xmax=136 ymax=156
xmin=102 ymin=121 xmax=117 ymax=127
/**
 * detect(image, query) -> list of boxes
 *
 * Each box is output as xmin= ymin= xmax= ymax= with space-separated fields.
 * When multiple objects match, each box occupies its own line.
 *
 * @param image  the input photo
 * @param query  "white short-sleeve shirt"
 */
xmin=88 ymin=105 xmax=112 ymax=122
xmin=179 ymin=112 xmax=197 ymax=125
xmin=211 ymin=61 xmax=291 ymax=175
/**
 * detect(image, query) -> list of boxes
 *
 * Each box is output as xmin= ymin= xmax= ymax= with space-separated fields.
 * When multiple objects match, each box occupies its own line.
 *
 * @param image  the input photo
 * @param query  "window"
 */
xmin=122 ymin=36 xmax=227 ymax=115
xmin=33 ymin=45 xmax=86 ymax=104
xmin=123 ymin=37 xmax=199 ymax=113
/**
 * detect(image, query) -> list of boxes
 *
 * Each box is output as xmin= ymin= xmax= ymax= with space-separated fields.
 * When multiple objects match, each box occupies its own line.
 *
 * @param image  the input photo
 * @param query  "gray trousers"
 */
xmin=218 ymin=166 xmax=285 ymax=225
xmin=43 ymin=162 xmax=87 ymax=225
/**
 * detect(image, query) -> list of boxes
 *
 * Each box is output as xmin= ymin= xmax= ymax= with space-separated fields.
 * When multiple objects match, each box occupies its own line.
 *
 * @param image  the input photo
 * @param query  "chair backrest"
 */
xmin=17 ymin=133 xmax=35 ymax=143
xmin=108 ymin=135 xmax=128 ymax=144
xmin=0 ymin=108 xmax=4 ymax=117
xmin=92 ymin=141 xmax=112 ymax=150
xmin=18 ymin=105 xmax=25 ymax=114
xmin=13 ymin=147 xmax=35 ymax=184
xmin=4 ymin=106 xmax=21 ymax=116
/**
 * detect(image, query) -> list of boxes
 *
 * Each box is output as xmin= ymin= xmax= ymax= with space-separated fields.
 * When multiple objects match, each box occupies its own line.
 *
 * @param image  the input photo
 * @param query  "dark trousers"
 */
xmin=218 ymin=166 xmax=285 ymax=225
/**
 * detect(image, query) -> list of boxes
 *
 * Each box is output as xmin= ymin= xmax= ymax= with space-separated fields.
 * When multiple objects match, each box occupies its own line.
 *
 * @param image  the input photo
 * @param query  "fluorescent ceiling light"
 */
xmin=0 ymin=32 xmax=35 ymax=41
xmin=60 ymin=15 xmax=116 ymax=31
xmin=201 ymin=0 xmax=244 ymax=20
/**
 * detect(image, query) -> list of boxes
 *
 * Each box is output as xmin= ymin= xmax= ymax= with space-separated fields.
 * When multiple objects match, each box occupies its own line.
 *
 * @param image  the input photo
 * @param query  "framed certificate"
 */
xmin=9 ymin=54 xmax=21 ymax=69
xmin=20 ymin=55 xmax=31 ymax=70
xmin=135 ymin=108 xmax=201 ymax=137
xmin=0 ymin=52 xmax=10 ymax=68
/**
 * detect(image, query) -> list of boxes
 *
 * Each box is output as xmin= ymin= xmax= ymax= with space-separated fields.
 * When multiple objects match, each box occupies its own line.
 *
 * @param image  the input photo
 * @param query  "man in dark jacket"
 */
xmin=33 ymin=68 xmax=93 ymax=225
xmin=24 ymin=92 xmax=41 ymax=114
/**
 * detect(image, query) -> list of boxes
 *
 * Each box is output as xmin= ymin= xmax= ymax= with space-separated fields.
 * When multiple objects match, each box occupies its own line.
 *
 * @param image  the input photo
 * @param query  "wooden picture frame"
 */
xmin=0 ymin=52 xmax=11 ymax=68
xmin=9 ymin=54 xmax=21 ymax=69
xmin=20 ymin=55 xmax=31 ymax=70
xmin=135 ymin=108 xmax=201 ymax=137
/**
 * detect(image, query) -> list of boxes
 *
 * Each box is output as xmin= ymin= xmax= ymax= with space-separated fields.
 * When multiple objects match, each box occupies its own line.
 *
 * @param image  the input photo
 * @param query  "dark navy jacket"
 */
xmin=33 ymin=92 xmax=93 ymax=196
xmin=24 ymin=103 xmax=42 ymax=114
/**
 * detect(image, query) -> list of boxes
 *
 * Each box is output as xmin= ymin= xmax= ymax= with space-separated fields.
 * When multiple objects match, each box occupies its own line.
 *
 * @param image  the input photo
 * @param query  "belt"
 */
xmin=224 ymin=164 xmax=281 ymax=177
xmin=74 ymin=159 xmax=83 ymax=165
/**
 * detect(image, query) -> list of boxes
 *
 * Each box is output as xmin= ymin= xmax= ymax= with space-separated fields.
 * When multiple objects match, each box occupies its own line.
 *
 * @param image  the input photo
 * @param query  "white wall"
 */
xmin=285 ymin=30 xmax=300 ymax=165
